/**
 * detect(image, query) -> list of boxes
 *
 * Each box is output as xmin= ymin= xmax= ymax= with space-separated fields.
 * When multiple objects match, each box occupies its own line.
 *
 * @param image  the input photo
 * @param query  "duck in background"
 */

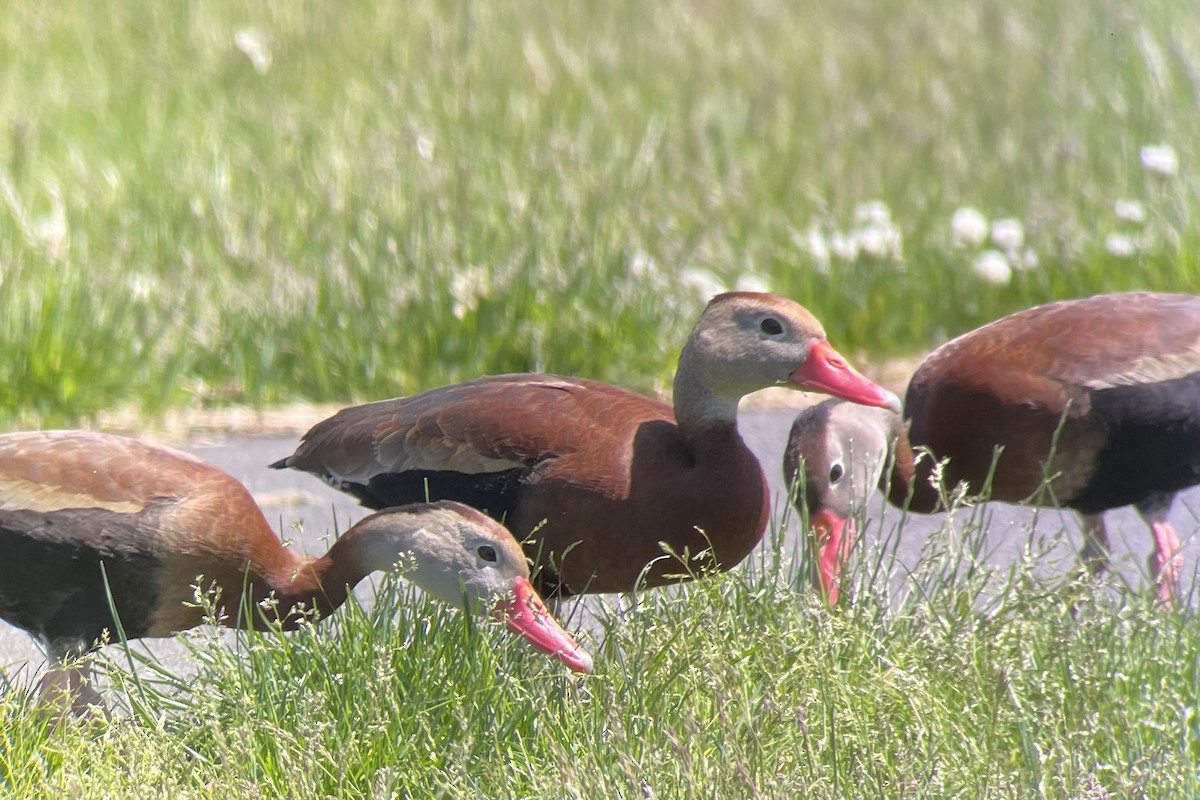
xmin=785 ymin=292 xmax=1200 ymax=606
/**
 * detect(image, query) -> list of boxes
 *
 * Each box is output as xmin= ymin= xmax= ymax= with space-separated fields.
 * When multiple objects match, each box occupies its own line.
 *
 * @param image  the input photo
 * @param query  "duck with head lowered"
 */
xmin=0 ymin=430 xmax=592 ymax=715
xmin=785 ymin=291 xmax=1200 ymax=606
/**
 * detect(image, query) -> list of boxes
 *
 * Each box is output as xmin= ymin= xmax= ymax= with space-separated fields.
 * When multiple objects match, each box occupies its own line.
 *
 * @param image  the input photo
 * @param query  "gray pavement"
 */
xmin=1 ymin=407 xmax=1197 ymax=689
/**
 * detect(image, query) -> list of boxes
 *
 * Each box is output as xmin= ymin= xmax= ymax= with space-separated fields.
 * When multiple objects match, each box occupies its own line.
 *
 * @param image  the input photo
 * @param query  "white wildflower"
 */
xmin=857 ymin=222 xmax=904 ymax=262
xmin=234 ymin=28 xmax=273 ymax=75
xmin=971 ymin=250 xmax=1012 ymax=285
xmin=450 ymin=265 xmax=490 ymax=319
xmin=798 ymin=224 xmax=831 ymax=274
xmin=829 ymin=231 xmax=860 ymax=262
xmin=853 ymin=200 xmax=892 ymax=228
xmin=990 ymin=218 xmax=1024 ymax=253
xmin=1013 ymin=248 xmax=1040 ymax=271
xmin=951 ymin=207 xmax=989 ymax=248
xmin=735 ymin=273 xmax=770 ymax=293
xmin=1139 ymin=144 xmax=1178 ymax=176
xmin=1114 ymin=199 xmax=1146 ymax=224
xmin=1104 ymin=234 xmax=1137 ymax=257
xmin=678 ymin=267 xmax=726 ymax=301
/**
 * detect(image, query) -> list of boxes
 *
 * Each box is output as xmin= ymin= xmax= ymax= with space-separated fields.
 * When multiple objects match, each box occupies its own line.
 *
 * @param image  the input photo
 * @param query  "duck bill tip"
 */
xmin=791 ymin=339 xmax=900 ymax=414
xmin=492 ymin=576 xmax=594 ymax=674
xmin=810 ymin=509 xmax=853 ymax=607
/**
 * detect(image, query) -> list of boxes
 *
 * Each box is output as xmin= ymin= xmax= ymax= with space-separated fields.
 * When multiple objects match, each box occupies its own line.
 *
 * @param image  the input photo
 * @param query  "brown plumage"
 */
xmin=273 ymin=292 xmax=901 ymax=595
xmin=785 ymin=291 xmax=1200 ymax=606
xmin=0 ymin=430 xmax=592 ymax=713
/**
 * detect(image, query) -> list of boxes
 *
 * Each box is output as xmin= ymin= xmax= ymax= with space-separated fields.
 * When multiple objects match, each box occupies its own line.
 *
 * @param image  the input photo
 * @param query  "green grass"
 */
xmin=1 ymin=2 xmax=1199 ymax=797
xmin=1 ymin=513 xmax=1197 ymax=799
xmin=0 ymin=0 xmax=1198 ymax=425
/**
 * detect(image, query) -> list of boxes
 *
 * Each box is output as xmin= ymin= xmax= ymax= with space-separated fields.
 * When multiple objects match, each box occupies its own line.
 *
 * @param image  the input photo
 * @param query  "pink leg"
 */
xmin=1148 ymin=521 xmax=1182 ymax=608
xmin=1138 ymin=496 xmax=1181 ymax=608
xmin=1079 ymin=513 xmax=1110 ymax=577
xmin=36 ymin=661 xmax=106 ymax=722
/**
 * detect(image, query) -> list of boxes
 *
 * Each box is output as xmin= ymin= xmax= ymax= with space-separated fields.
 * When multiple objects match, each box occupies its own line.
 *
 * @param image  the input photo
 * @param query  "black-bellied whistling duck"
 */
xmin=0 ymin=431 xmax=592 ymax=714
xmin=785 ymin=291 xmax=1200 ymax=606
xmin=272 ymin=292 xmax=900 ymax=596
xmin=784 ymin=399 xmax=900 ymax=605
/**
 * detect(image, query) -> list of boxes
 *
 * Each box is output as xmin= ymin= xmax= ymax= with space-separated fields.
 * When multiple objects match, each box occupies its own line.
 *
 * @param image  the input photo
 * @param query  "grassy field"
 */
xmin=2 ymin=516 xmax=1198 ymax=799
xmin=1 ymin=1 xmax=1200 ymax=797
xmin=0 ymin=0 xmax=1198 ymax=426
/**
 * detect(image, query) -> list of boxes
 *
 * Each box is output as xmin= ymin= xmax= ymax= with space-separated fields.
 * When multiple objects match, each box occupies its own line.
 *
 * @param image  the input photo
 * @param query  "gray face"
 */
xmin=679 ymin=293 xmax=825 ymax=401
xmin=392 ymin=506 xmax=532 ymax=614
xmin=784 ymin=399 xmax=896 ymax=521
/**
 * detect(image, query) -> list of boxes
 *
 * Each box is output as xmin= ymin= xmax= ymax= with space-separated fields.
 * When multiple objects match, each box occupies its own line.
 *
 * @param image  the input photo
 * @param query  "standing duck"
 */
xmin=0 ymin=431 xmax=592 ymax=714
xmin=272 ymin=292 xmax=900 ymax=596
xmin=785 ymin=291 xmax=1200 ymax=606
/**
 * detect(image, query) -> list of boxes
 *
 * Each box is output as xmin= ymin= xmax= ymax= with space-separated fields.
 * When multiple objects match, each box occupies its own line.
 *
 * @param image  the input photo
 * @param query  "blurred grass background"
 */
xmin=0 ymin=0 xmax=1197 ymax=425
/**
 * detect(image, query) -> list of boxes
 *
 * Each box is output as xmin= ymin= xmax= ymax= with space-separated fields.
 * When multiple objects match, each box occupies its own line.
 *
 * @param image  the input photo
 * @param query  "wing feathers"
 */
xmin=918 ymin=293 xmax=1200 ymax=405
xmin=286 ymin=374 xmax=664 ymax=482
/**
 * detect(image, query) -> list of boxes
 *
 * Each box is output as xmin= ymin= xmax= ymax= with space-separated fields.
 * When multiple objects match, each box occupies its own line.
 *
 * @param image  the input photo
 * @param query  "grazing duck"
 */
xmin=0 ymin=431 xmax=592 ymax=714
xmin=272 ymin=292 xmax=900 ymax=595
xmin=785 ymin=291 xmax=1200 ymax=606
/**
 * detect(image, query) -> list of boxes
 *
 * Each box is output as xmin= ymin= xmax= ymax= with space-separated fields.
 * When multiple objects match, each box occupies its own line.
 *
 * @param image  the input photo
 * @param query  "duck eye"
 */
xmin=760 ymin=316 xmax=784 ymax=336
xmin=477 ymin=545 xmax=498 ymax=563
xmin=829 ymin=462 xmax=845 ymax=483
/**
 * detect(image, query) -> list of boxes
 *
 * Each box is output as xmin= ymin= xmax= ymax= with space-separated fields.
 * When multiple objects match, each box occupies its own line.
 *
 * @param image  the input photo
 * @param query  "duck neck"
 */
xmin=883 ymin=425 xmax=937 ymax=513
xmin=262 ymin=523 xmax=404 ymax=628
xmin=672 ymin=347 xmax=743 ymax=440
xmin=249 ymin=554 xmax=351 ymax=629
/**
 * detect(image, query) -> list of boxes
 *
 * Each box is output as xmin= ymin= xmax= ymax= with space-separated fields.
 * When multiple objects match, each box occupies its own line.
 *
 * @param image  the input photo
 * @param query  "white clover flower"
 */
xmin=234 ymin=28 xmax=273 ymax=75
xmin=990 ymin=218 xmax=1024 ymax=253
xmin=951 ymin=207 xmax=989 ymax=248
xmin=735 ymin=273 xmax=770 ymax=293
xmin=853 ymin=200 xmax=892 ymax=228
xmin=1104 ymin=234 xmax=1137 ymax=257
xmin=829 ymin=231 xmax=860 ymax=262
xmin=799 ymin=224 xmax=831 ymax=274
xmin=1013 ymin=248 xmax=1040 ymax=272
xmin=971 ymin=250 xmax=1011 ymax=285
xmin=451 ymin=265 xmax=490 ymax=319
xmin=1140 ymin=144 xmax=1178 ymax=176
xmin=1114 ymin=199 xmax=1146 ymax=224
xmin=855 ymin=223 xmax=904 ymax=262
xmin=678 ymin=267 xmax=726 ymax=301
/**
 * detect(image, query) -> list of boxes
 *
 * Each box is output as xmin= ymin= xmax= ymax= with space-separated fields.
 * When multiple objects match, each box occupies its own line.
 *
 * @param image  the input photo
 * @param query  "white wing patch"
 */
xmin=1082 ymin=347 xmax=1200 ymax=390
xmin=0 ymin=476 xmax=143 ymax=514
xmin=373 ymin=432 xmax=522 ymax=477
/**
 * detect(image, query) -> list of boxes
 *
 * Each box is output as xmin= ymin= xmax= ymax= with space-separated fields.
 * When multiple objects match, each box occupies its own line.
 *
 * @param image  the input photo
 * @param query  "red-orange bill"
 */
xmin=492 ymin=576 xmax=594 ymax=673
xmin=790 ymin=339 xmax=902 ymax=414
xmin=810 ymin=507 xmax=854 ymax=606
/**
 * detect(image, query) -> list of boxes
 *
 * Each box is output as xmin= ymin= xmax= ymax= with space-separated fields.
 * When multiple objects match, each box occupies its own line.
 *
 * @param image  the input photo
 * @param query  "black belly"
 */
xmin=0 ymin=508 xmax=160 ymax=655
xmin=340 ymin=467 xmax=530 ymax=521
xmin=1070 ymin=373 xmax=1200 ymax=514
